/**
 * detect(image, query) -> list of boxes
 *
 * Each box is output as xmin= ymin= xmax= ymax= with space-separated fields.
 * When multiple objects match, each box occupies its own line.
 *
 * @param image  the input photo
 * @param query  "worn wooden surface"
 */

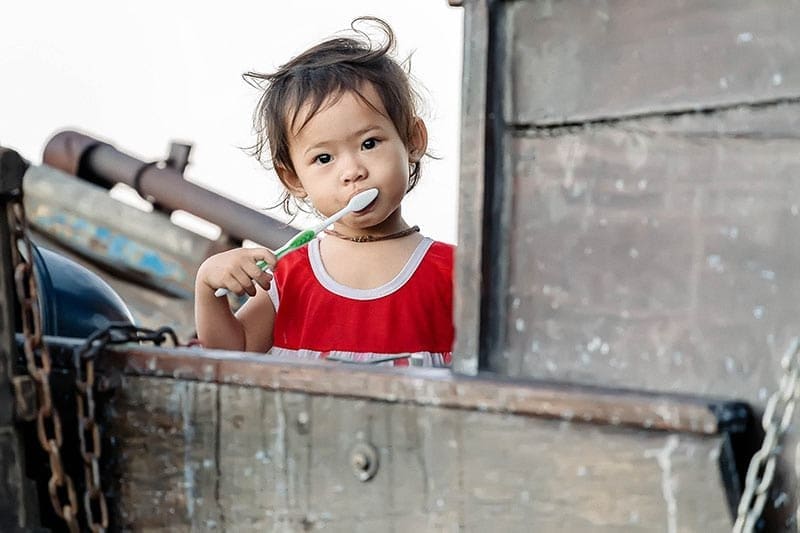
xmin=95 ymin=343 xmax=735 ymax=435
xmin=452 ymin=0 xmax=800 ymax=529
xmin=0 ymin=430 xmax=26 ymax=531
xmin=474 ymin=0 xmax=800 ymax=403
xmin=506 ymin=0 xmax=800 ymax=125
xmin=23 ymin=164 xmax=207 ymax=339
xmin=500 ymin=103 xmax=800 ymax=403
xmin=106 ymin=372 xmax=734 ymax=532
xmin=496 ymin=103 xmax=800 ymax=529
xmin=453 ymin=0 xmax=490 ymax=376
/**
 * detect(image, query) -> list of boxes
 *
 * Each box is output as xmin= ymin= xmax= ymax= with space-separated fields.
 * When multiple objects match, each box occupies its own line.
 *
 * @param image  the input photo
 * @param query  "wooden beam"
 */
xmin=67 ymin=340 xmax=745 ymax=435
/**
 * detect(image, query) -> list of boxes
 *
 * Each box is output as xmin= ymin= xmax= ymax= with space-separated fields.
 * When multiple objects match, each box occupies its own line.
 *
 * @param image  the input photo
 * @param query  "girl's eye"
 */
xmin=362 ymin=138 xmax=379 ymax=150
xmin=314 ymin=153 xmax=332 ymax=165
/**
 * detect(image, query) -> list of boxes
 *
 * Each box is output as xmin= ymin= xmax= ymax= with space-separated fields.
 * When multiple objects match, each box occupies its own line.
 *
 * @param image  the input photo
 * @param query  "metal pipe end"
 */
xmin=42 ymin=130 xmax=108 ymax=177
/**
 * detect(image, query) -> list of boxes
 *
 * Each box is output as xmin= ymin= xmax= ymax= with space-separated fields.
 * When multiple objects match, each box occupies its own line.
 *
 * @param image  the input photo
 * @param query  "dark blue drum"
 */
xmin=31 ymin=245 xmax=134 ymax=338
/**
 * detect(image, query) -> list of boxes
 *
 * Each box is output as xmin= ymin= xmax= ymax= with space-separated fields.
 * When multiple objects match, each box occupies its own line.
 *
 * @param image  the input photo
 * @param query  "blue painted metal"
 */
xmin=32 ymin=244 xmax=135 ymax=338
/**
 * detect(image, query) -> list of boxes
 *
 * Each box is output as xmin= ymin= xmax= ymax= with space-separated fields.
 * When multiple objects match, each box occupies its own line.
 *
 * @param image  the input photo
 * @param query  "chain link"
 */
xmin=72 ymin=323 xmax=178 ymax=532
xmin=9 ymin=192 xmax=182 ymax=531
xmin=733 ymin=338 xmax=800 ymax=533
xmin=74 ymin=335 xmax=107 ymax=533
xmin=8 ymin=199 xmax=81 ymax=532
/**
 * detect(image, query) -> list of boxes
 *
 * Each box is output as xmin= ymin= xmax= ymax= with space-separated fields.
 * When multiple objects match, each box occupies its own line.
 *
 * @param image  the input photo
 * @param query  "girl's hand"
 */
xmin=197 ymin=247 xmax=277 ymax=297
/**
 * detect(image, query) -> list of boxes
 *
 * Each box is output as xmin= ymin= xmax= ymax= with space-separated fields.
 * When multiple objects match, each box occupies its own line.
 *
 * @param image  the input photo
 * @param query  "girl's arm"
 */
xmin=194 ymin=248 xmax=276 ymax=351
xmin=235 ymin=288 xmax=276 ymax=352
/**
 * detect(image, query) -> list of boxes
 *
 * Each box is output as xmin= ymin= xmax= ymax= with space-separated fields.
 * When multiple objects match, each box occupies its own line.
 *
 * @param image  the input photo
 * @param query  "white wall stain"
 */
xmin=645 ymin=435 xmax=680 ymax=533
xmin=178 ymin=382 xmax=196 ymax=519
xmin=273 ymin=393 xmax=288 ymax=509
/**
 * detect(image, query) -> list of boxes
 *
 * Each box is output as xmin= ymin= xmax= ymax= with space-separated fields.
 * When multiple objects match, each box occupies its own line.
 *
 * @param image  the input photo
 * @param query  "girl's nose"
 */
xmin=340 ymin=157 xmax=367 ymax=184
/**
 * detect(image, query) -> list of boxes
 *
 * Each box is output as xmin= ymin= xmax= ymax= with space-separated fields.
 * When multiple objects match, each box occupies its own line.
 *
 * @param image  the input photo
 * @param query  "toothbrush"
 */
xmin=214 ymin=188 xmax=379 ymax=297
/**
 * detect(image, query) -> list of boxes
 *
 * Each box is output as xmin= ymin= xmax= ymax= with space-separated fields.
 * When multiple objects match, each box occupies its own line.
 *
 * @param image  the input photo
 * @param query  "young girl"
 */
xmin=194 ymin=17 xmax=454 ymax=367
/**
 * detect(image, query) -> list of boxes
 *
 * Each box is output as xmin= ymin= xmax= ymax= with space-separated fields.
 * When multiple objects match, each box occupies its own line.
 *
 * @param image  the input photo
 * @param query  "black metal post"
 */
xmin=0 ymin=147 xmax=42 ymax=531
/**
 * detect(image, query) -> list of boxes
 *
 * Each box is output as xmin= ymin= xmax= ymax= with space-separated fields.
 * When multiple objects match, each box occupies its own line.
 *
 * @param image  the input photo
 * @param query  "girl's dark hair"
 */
xmin=244 ymin=17 xmax=423 ymax=214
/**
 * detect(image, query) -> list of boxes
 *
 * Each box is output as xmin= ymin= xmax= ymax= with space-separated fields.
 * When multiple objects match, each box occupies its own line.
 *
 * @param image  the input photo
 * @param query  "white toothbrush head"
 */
xmin=347 ymin=188 xmax=379 ymax=212
xmin=311 ymin=188 xmax=380 ymax=233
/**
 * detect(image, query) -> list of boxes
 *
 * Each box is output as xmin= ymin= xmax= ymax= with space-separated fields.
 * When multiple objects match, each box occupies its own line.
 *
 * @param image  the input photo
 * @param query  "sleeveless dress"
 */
xmin=267 ymin=237 xmax=454 ymax=367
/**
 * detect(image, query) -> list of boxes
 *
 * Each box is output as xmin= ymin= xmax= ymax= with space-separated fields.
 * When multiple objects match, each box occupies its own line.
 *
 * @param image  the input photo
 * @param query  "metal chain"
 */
xmin=73 ymin=323 xmax=179 ymax=532
xmin=9 ymin=192 xmax=182 ymax=531
xmin=8 ymin=199 xmax=80 ymax=533
xmin=74 ymin=334 xmax=107 ymax=533
xmin=733 ymin=337 xmax=800 ymax=533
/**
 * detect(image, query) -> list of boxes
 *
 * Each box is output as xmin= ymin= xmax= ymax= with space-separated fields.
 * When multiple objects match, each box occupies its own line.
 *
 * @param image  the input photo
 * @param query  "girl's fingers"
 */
xmin=208 ymin=248 xmax=276 ymax=296
xmin=232 ymin=269 xmax=257 ymax=297
xmin=243 ymin=258 xmax=268 ymax=277
xmin=241 ymin=263 xmax=272 ymax=292
xmin=241 ymin=253 xmax=274 ymax=291
xmin=248 ymin=247 xmax=277 ymax=266
xmin=223 ymin=278 xmax=246 ymax=296
xmin=253 ymin=270 xmax=273 ymax=291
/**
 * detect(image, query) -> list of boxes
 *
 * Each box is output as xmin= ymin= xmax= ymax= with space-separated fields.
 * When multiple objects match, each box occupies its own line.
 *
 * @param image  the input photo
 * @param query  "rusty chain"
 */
xmin=73 ymin=323 xmax=178 ymax=532
xmin=9 ymin=192 xmax=181 ymax=532
xmin=73 ymin=333 xmax=108 ymax=533
xmin=733 ymin=338 xmax=800 ymax=533
xmin=8 ymin=198 xmax=80 ymax=532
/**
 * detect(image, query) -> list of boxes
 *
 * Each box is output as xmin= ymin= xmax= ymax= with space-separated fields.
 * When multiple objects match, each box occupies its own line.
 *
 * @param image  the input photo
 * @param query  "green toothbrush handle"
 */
xmin=272 ymin=229 xmax=316 ymax=260
xmin=254 ymin=229 xmax=316 ymax=270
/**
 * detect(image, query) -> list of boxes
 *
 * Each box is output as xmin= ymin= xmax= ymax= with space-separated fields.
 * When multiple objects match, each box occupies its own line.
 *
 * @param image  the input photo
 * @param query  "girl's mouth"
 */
xmin=353 ymin=195 xmax=378 ymax=214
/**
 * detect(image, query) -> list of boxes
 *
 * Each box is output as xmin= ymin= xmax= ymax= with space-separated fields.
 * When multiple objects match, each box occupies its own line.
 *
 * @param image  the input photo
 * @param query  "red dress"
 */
xmin=267 ymin=237 xmax=454 ymax=367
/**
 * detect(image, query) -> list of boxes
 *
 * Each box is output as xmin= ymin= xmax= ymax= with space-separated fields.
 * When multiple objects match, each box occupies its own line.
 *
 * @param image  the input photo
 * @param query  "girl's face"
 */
xmin=280 ymin=83 xmax=426 ymax=236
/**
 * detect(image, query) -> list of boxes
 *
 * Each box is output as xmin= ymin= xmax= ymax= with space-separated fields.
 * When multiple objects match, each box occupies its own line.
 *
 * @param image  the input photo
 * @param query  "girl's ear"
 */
xmin=276 ymin=165 xmax=307 ymax=197
xmin=408 ymin=117 xmax=428 ymax=163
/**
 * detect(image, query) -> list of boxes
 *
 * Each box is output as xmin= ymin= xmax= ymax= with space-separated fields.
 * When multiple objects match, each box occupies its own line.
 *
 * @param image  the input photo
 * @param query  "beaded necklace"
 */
xmin=323 ymin=225 xmax=420 ymax=243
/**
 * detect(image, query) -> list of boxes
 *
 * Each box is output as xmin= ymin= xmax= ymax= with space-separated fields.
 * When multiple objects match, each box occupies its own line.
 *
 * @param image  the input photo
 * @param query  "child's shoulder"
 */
xmin=424 ymin=239 xmax=455 ymax=270
xmin=428 ymin=239 xmax=455 ymax=254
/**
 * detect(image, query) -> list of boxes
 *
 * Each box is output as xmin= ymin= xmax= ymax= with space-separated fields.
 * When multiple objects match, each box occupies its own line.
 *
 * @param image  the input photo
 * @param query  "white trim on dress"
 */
xmin=269 ymin=236 xmax=435 ymax=310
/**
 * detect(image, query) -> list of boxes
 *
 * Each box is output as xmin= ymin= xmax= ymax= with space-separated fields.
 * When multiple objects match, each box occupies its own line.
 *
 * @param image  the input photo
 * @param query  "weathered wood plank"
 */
xmin=217 ymin=388 xmax=313 ymax=530
xmin=106 ymin=375 xmax=734 ymax=532
xmin=91 ymin=341 xmax=731 ymax=435
xmin=111 ymin=378 xmax=221 ymax=530
xmin=498 ymin=104 xmax=800 ymax=405
xmin=23 ymin=164 xmax=206 ymax=339
xmin=23 ymin=164 xmax=209 ymax=297
xmin=506 ymin=0 xmax=800 ymax=125
xmin=453 ymin=0 xmax=491 ymax=375
xmin=459 ymin=413 xmax=730 ymax=532
xmin=0 ymin=430 xmax=26 ymax=532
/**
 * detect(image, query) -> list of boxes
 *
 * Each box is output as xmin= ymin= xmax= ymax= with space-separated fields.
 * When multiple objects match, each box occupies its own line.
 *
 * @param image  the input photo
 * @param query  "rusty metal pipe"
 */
xmin=43 ymin=130 xmax=296 ymax=249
